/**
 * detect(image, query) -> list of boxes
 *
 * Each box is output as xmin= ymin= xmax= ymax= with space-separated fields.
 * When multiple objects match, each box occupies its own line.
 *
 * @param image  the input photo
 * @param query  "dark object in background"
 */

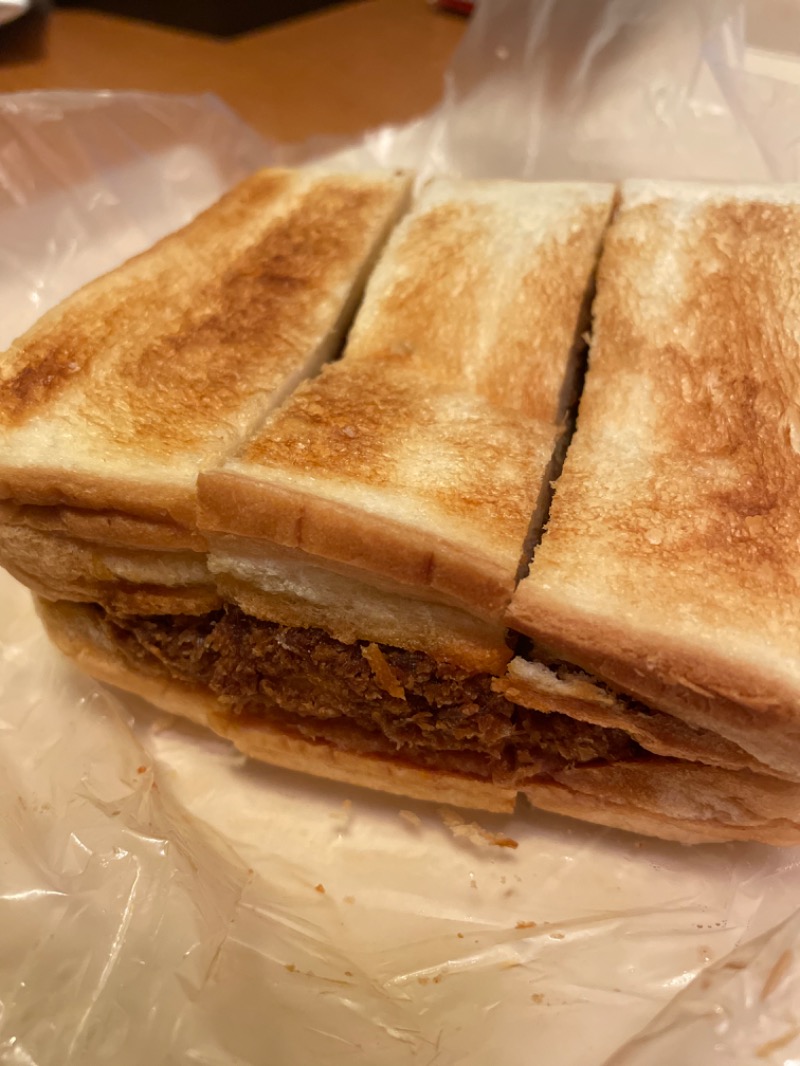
xmin=0 ymin=0 xmax=49 ymax=64
xmin=437 ymin=0 xmax=473 ymax=13
xmin=54 ymin=0 xmax=351 ymax=36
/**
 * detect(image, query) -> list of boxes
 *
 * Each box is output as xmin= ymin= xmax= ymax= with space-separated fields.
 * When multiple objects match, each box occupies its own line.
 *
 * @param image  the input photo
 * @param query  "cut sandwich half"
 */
xmin=31 ymin=175 xmax=623 ymax=820
xmin=503 ymin=180 xmax=800 ymax=837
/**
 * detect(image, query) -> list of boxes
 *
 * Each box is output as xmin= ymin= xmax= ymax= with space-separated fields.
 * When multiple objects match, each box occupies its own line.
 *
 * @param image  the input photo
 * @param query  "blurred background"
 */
xmin=0 ymin=1 xmax=799 ymax=146
xmin=0 ymin=0 xmax=467 ymax=142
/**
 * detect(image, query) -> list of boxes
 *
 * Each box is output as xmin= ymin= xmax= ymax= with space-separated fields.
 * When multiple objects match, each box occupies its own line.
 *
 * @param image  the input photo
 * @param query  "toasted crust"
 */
xmin=522 ymin=780 xmax=800 ymax=846
xmin=0 ymin=500 xmax=206 ymax=551
xmin=0 ymin=168 xmax=411 ymax=524
xmin=535 ymin=760 xmax=800 ymax=845
xmin=15 ymin=561 xmax=219 ymax=615
xmin=496 ymin=656 xmax=787 ymax=779
xmin=37 ymin=597 xmax=800 ymax=844
xmin=0 ymin=521 xmax=217 ymax=611
xmin=510 ymin=181 xmax=800 ymax=777
xmin=0 ymin=469 xmax=202 ymax=528
xmin=198 ymin=390 xmax=553 ymax=617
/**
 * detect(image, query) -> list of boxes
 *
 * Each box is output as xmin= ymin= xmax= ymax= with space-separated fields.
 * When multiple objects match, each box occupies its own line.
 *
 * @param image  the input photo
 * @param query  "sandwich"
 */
xmin=4 ymin=169 xmax=800 ymax=845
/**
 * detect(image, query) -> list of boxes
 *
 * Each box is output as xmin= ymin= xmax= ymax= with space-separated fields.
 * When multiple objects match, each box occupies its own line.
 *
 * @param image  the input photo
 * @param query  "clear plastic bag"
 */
xmin=3 ymin=5 xmax=800 ymax=1063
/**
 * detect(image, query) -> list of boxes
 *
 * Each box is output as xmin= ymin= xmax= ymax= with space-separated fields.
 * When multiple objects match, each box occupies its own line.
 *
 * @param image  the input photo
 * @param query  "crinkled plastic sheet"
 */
xmin=3 ymin=6 xmax=800 ymax=1063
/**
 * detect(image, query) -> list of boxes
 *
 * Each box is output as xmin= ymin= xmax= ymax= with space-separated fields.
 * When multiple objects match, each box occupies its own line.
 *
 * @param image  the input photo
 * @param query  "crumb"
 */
xmin=433 ymin=975 xmax=442 ymax=984
xmin=756 ymin=1027 xmax=800 ymax=1058
xmin=516 ymin=921 xmax=537 ymax=930
xmin=531 ymin=993 xmax=544 ymax=1004
xmin=314 ymin=884 xmax=326 ymax=894
xmin=362 ymin=644 xmax=406 ymax=699
xmin=698 ymin=945 xmax=712 ymax=964
xmin=285 ymin=964 xmax=296 ymax=973
xmin=344 ymin=971 xmax=353 ymax=977
xmin=329 ymin=799 xmax=353 ymax=825
xmin=549 ymin=932 xmax=565 ymax=940
xmin=437 ymin=807 xmax=518 ymax=849
xmin=469 ymin=875 xmax=478 ymax=891
xmin=418 ymin=976 xmax=429 ymax=985
xmin=456 ymin=933 xmax=464 ymax=939
xmin=344 ymin=895 xmax=355 ymax=904
xmin=399 ymin=809 xmax=422 ymax=828
xmin=136 ymin=765 xmax=147 ymax=774
xmin=761 ymin=950 xmax=793 ymax=1002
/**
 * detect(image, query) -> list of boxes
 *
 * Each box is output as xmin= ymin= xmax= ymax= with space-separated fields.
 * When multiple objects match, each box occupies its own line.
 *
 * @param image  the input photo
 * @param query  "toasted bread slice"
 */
xmin=0 ymin=168 xmax=411 ymax=526
xmin=509 ymin=180 xmax=800 ymax=777
xmin=202 ymin=359 xmax=561 ymax=618
xmin=199 ymin=179 xmax=615 ymax=648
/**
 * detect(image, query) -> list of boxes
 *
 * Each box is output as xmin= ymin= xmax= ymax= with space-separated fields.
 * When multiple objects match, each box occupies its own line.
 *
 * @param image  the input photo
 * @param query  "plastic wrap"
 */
xmin=4 ymin=5 xmax=800 ymax=1063
xmin=0 ymin=2 xmax=28 ymax=27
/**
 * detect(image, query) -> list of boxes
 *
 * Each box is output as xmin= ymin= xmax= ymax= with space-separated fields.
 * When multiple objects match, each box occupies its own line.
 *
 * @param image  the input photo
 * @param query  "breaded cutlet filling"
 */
xmin=90 ymin=602 xmax=644 ymax=784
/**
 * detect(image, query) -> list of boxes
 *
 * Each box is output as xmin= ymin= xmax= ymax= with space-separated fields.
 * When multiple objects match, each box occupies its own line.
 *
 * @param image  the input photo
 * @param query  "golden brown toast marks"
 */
xmin=201 ymin=358 xmax=559 ymax=615
xmin=0 ymin=501 xmax=206 ymax=551
xmin=509 ymin=181 xmax=800 ymax=773
xmin=236 ymin=358 xmax=553 ymax=549
xmin=0 ymin=171 xmax=403 ymax=438
xmin=200 ymin=179 xmax=615 ymax=621
xmin=1 ymin=170 xmax=295 ymax=424
xmin=344 ymin=178 xmax=614 ymax=422
xmin=79 ymin=178 xmax=408 ymax=455
xmin=0 ymin=168 xmax=410 ymax=521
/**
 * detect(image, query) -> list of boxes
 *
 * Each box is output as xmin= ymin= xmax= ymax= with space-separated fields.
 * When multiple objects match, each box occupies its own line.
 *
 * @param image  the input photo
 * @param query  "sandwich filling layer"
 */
xmin=88 ymin=601 xmax=645 ymax=783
